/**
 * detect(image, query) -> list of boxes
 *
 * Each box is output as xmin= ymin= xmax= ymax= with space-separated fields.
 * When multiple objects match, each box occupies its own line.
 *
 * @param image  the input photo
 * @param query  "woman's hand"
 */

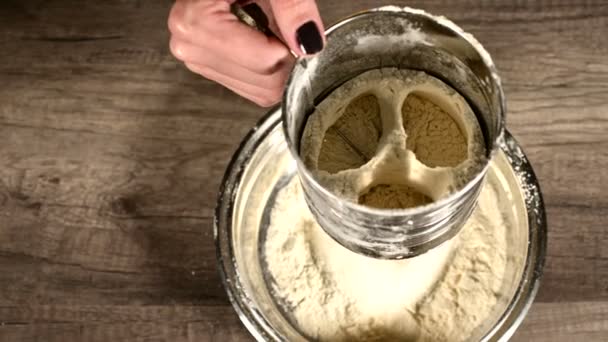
xmin=168 ymin=0 xmax=325 ymax=107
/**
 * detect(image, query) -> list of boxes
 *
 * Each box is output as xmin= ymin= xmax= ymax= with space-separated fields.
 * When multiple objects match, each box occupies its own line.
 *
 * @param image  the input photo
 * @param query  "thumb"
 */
xmin=269 ymin=0 xmax=325 ymax=56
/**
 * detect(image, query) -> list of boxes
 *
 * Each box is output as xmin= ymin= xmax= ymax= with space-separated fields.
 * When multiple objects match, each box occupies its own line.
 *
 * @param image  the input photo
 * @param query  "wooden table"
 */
xmin=1 ymin=1 xmax=606 ymax=341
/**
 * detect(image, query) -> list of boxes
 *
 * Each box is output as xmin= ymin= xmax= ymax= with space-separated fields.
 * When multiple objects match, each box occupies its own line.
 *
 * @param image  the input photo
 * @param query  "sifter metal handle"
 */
xmin=231 ymin=3 xmax=272 ymax=36
xmin=230 ymin=3 xmax=297 ymax=57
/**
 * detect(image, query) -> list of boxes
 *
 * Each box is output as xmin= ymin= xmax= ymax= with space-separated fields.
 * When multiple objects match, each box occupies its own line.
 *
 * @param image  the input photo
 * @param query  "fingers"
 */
xmin=169 ymin=1 xmax=291 ymax=73
xmin=170 ymin=38 xmax=292 ymax=88
xmin=268 ymin=0 xmax=325 ymax=56
xmin=253 ymin=0 xmax=281 ymax=39
xmin=168 ymin=0 xmax=294 ymax=105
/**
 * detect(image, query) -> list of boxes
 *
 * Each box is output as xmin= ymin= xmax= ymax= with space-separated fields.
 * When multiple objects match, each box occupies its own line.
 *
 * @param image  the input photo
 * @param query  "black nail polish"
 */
xmin=296 ymin=21 xmax=323 ymax=55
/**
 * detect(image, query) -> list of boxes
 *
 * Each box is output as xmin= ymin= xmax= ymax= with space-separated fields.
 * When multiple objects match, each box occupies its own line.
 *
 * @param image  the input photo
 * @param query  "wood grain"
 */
xmin=0 ymin=0 xmax=607 ymax=340
xmin=512 ymin=302 xmax=608 ymax=342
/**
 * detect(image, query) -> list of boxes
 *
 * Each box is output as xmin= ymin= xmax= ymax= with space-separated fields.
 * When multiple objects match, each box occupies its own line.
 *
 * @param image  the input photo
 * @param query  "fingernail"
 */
xmin=296 ymin=21 xmax=323 ymax=55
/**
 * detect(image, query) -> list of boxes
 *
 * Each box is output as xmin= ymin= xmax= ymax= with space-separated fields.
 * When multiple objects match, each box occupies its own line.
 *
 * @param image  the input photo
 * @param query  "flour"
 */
xmin=317 ymin=94 xmax=382 ymax=174
xmin=264 ymin=173 xmax=510 ymax=341
xmin=401 ymin=94 xmax=468 ymax=168
xmin=359 ymin=183 xmax=432 ymax=209
xmin=354 ymin=31 xmax=431 ymax=54
xmin=300 ymin=68 xmax=485 ymax=207
xmin=263 ymin=68 xmax=505 ymax=341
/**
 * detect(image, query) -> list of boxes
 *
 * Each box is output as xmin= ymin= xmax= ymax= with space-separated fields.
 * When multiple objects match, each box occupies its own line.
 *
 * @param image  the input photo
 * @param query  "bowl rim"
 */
xmin=214 ymin=107 xmax=547 ymax=341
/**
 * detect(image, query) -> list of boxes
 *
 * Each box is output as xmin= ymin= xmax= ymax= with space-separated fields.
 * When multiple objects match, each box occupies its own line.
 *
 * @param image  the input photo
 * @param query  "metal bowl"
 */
xmin=214 ymin=108 xmax=546 ymax=341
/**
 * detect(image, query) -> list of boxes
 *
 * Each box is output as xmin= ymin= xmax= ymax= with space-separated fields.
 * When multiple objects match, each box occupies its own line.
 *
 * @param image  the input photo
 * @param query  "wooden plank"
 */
xmin=512 ymin=302 xmax=608 ymax=342
xmin=0 ymin=302 xmax=605 ymax=341
xmin=0 ymin=322 xmax=251 ymax=342
xmin=0 ymin=305 xmax=252 ymax=342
